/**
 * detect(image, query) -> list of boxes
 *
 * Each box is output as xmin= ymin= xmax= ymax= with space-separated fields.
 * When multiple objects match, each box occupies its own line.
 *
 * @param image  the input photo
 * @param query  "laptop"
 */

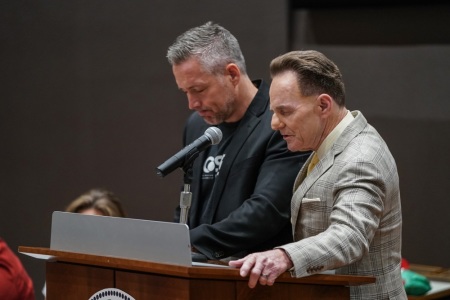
xmin=50 ymin=211 xmax=199 ymax=266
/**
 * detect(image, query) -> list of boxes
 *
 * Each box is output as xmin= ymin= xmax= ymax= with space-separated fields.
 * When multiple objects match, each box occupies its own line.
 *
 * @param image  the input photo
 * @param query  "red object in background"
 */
xmin=402 ymin=258 xmax=410 ymax=270
xmin=0 ymin=238 xmax=35 ymax=300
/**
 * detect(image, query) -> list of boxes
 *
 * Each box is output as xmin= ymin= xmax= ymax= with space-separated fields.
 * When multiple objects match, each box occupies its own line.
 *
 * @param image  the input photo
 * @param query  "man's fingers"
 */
xmin=228 ymin=259 xmax=243 ymax=268
xmin=248 ymin=267 xmax=263 ymax=288
xmin=237 ymin=255 xmax=258 ymax=277
xmin=258 ymin=272 xmax=270 ymax=286
xmin=228 ymin=250 xmax=290 ymax=288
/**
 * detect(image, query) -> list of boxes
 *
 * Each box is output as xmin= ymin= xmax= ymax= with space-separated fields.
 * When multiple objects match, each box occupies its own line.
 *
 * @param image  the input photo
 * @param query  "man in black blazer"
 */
xmin=167 ymin=22 xmax=310 ymax=260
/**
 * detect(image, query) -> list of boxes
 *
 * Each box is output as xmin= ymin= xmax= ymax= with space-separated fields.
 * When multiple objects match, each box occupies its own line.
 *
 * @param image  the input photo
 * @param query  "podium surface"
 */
xmin=20 ymin=246 xmax=375 ymax=300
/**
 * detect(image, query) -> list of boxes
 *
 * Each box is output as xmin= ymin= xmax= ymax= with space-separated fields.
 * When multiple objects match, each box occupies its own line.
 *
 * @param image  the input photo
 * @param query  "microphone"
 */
xmin=156 ymin=127 xmax=223 ymax=177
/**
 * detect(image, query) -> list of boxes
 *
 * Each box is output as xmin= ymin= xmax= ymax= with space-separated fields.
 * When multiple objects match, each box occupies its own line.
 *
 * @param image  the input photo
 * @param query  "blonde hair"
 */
xmin=65 ymin=188 xmax=126 ymax=217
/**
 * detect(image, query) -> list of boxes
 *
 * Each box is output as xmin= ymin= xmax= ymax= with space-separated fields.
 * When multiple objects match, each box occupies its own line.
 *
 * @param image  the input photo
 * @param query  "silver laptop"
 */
xmin=50 ymin=211 xmax=192 ymax=266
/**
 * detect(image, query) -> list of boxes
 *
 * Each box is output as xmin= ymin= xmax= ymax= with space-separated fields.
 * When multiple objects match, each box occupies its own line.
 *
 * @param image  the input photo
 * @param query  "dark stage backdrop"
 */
xmin=1 ymin=1 xmax=449 ymax=299
xmin=0 ymin=1 xmax=288 ymax=298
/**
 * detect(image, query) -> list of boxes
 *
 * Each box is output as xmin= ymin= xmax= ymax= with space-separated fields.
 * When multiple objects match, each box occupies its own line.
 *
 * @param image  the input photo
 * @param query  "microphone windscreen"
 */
xmin=205 ymin=127 xmax=222 ymax=145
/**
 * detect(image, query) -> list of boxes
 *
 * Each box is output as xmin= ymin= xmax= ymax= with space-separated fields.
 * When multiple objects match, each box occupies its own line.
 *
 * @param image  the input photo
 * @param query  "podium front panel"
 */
xmin=46 ymin=262 xmax=114 ymax=300
xmin=235 ymin=281 xmax=349 ymax=299
xmin=115 ymin=269 xmax=350 ymax=300
xmin=116 ymin=270 xmax=236 ymax=300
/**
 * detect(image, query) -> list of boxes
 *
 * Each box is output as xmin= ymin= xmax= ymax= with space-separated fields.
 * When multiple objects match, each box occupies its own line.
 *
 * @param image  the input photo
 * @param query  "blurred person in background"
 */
xmin=0 ymin=237 xmax=35 ymax=300
xmin=64 ymin=188 xmax=126 ymax=217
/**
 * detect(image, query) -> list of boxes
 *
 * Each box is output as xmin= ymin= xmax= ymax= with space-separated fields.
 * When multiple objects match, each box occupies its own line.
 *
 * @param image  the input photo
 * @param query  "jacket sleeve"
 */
xmin=281 ymin=155 xmax=400 ymax=278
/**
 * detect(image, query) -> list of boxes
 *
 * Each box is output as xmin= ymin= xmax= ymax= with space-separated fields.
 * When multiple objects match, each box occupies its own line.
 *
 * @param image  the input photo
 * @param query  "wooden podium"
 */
xmin=20 ymin=246 xmax=375 ymax=300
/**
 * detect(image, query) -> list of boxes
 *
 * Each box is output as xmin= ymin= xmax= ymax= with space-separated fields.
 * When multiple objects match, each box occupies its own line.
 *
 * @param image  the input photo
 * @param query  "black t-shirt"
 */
xmin=196 ymin=121 xmax=240 ymax=224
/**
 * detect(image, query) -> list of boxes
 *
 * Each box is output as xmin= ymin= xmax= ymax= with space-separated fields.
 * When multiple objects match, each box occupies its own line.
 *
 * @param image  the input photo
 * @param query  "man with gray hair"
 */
xmin=167 ymin=22 xmax=309 ymax=260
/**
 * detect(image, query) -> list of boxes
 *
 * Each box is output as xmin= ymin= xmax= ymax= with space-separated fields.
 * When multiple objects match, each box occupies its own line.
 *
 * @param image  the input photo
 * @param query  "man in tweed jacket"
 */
xmin=230 ymin=50 xmax=407 ymax=299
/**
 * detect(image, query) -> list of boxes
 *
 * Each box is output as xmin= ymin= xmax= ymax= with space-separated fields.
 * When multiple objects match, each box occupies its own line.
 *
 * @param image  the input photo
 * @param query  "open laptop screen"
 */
xmin=50 ymin=211 xmax=192 ymax=266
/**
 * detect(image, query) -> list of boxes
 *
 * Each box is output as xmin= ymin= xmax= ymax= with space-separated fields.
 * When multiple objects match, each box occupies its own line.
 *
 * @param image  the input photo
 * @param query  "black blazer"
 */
xmin=177 ymin=80 xmax=310 ymax=259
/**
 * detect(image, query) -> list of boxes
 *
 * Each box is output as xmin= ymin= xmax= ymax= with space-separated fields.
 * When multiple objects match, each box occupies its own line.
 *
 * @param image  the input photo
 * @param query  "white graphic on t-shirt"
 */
xmin=203 ymin=154 xmax=225 ymax=177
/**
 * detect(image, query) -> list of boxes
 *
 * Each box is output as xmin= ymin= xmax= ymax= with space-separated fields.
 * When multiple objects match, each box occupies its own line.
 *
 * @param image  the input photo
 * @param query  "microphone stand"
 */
xmin=178 ymin=162 xmax=209 ymax=262
xmin=179 ymin=164 xmax=193 ymax=225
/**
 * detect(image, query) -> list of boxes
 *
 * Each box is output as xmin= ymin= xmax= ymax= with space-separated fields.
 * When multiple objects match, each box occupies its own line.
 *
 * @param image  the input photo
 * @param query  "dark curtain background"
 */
xmin=1 ymin=1 xmax=449 ymax=298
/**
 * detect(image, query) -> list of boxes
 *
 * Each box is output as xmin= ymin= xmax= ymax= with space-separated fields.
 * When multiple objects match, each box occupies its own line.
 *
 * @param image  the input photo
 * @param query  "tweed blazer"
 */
xmin=281 ymin=111 xmax=407 ymax=299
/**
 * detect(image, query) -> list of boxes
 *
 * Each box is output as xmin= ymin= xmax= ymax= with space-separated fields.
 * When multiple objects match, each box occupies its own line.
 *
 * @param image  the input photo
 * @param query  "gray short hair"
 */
xmin=167 ymin=21 xmax=247 ymax=75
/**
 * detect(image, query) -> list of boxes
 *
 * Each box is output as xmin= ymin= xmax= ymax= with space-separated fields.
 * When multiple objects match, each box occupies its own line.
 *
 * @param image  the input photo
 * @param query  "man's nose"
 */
xmin=271 ymin=113 xmax=284 ymax=130
xmin=187 ymin=94 xmax=201 ymax=110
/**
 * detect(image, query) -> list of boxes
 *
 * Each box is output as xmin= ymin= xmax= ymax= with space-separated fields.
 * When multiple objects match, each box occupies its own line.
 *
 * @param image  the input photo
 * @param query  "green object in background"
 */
xmin=402 ymin=269 xmax=432 ymax=296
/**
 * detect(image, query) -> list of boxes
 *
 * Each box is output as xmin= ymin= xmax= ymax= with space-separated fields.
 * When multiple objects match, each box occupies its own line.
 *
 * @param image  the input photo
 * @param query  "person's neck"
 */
xmin=334 ymin=107 xmax=348 ymax=125
xmin=226 ymin=77 xmax=258 ymax=123
xmin=314 ymin=107 xmax=348 ymax=151
xmin=326 ymin=107 xmax=348 ymax=133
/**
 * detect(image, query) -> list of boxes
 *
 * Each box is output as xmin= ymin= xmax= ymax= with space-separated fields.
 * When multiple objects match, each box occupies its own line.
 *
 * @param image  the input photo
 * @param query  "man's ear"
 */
xmin=317 ymin=94 xmax=333 ymax=116
xmin=226 ymin=63 xmax=241 ymax=85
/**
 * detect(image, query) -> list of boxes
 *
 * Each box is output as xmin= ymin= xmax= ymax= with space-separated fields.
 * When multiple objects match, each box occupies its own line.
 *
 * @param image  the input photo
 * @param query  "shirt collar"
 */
xmin=316 ymin=110 xmax=354 ymax=159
